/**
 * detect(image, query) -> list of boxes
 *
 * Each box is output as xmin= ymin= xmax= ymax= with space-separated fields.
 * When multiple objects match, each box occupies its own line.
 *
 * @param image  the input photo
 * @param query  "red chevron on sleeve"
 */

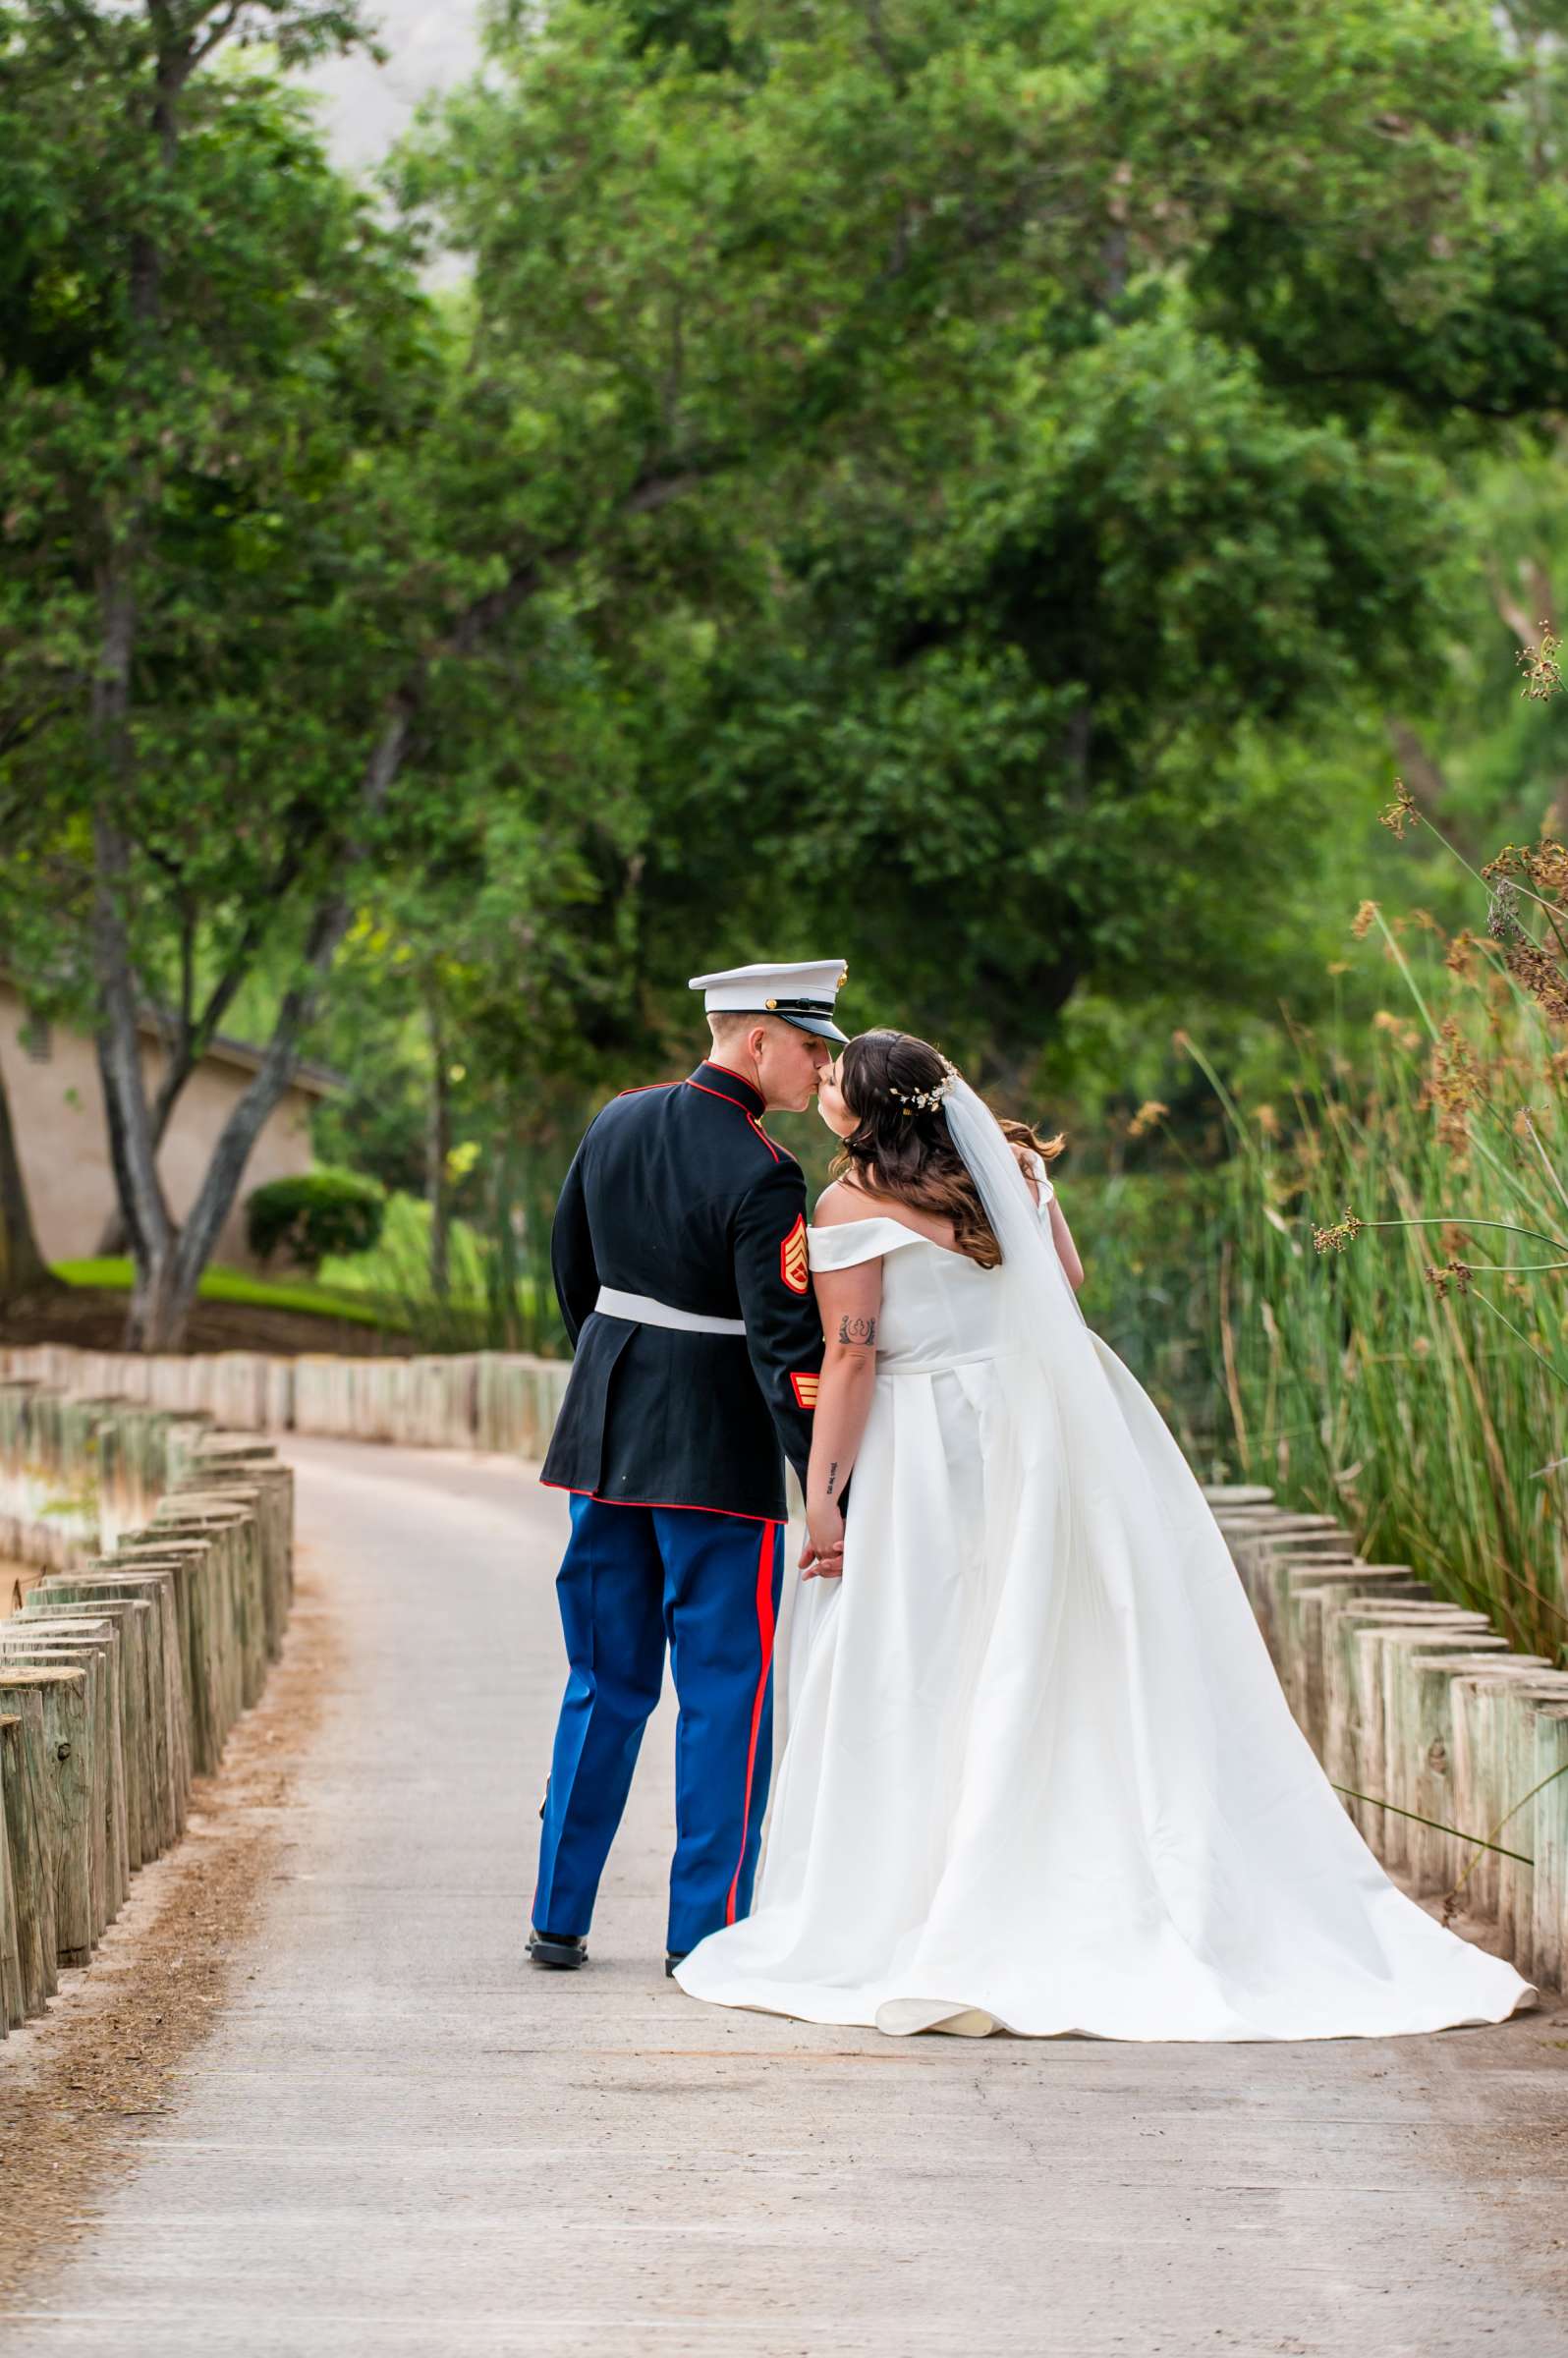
xmin=789 ymin=1371 xmax=820 ymax=1409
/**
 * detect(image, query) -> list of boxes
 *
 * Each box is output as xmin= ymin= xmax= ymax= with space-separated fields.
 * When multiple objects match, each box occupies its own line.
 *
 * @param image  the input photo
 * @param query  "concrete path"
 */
xmin=4 ymin=1435 xmax=1568 ymax=2356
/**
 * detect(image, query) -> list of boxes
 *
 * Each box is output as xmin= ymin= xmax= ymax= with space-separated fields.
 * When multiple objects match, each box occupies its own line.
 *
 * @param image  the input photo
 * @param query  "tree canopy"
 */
xmin=7 ymin=0 xmax=1568 ymax=1339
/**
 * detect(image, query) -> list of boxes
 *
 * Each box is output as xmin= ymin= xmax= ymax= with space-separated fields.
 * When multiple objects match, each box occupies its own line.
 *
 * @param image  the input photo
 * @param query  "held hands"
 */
xmin=800 ymin=1498 xmax=845 ymax=1581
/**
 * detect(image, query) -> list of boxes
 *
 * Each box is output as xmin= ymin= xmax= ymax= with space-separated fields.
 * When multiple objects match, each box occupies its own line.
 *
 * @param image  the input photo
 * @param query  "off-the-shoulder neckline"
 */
xmin=810 ymin=1214 xmax=973 ymax=1262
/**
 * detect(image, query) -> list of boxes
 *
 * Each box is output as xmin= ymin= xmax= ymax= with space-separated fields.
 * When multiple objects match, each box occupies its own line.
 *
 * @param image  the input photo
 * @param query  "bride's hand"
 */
xmin=801 ymin=1501 xmax=845 ymax=1580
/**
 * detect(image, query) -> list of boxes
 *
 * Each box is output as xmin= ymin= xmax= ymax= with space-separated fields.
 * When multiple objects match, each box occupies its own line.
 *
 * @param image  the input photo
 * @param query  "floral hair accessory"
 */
xmin=887 ymin=1057 xmax=959 ymax=1115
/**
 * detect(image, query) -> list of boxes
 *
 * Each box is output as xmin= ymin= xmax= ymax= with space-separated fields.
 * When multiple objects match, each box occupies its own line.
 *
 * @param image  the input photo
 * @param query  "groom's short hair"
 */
xmin=708 ymin=1010 xmax=762 ymax=1049
xmin=708 ymin=1009 xmax=808 ymax=1055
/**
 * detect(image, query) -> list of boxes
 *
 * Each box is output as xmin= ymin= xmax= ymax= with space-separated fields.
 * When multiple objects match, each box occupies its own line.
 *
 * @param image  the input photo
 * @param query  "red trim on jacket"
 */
xmin=702 ymin=1056 xmax=764 ymax=1095
xmin=725 ymin=1522 xmax=780 ymax=1926
xmin=688 ymin=1061 xmax=765 ymax=1114
xmin=683 ymin=1077 xmax=786 ymax=1161
xmin=789 ymin=1371 xmax=820 ymax=1409
xmin=540 ymin=1479 xmax=782 ymax=1527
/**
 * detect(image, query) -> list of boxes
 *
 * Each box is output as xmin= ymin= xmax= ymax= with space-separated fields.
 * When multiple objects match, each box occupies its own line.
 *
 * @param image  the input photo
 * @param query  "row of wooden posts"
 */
xmin=0 ymin=1343 xmax=570 ymax=1457
xmin=2 ymin=1357 xmax=1564 ymax=2017
xmin=1209 ymin=1485 xmax=1568 ymax=1994
xmin=0 ymin=1379 xmax=293 ymax=2035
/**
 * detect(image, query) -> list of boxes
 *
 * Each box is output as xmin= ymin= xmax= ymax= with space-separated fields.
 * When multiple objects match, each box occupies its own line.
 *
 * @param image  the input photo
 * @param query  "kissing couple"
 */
xmin=529 ymin=958 xmax=1533 ymax=2041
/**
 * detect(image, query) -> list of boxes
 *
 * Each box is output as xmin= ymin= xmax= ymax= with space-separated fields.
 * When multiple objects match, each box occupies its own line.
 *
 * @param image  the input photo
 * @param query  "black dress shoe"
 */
xmin=665 ymin=1950 xmax=688 ymax=1978
xmin=528 ymin=1926 xmax=588 ymax=1969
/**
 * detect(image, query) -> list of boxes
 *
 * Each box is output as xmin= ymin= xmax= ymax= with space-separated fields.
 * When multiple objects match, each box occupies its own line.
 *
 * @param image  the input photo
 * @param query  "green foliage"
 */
xmin=319 ymin=1189 xmax=487 ymax=1301
xmin=387 ymin=0 xmax=1568 ymax=1092
xmin=318 ymin=1190 xmax=560 ymax=1354
xmin=15 ymin=0 xmax=1568 ymax=1349
xmin=246 ymin=1167 xmax=387 ymax=1273
xmin=54 ymin=1258 xmax=390 ymax=1327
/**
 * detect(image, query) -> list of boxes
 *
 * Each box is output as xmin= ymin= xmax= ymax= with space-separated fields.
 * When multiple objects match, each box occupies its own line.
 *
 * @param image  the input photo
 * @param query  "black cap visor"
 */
xmin=734 ymin=1004 xmax=847 ymax=1044
xmin=779 ymin=1011 xmax=849 ymax=1044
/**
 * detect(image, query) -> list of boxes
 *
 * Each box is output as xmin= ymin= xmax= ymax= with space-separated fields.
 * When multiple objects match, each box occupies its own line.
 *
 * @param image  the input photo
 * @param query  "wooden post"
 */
xmin=1530 ymin=1703 xmax=1568 ymax=1994
xmin=0 ymin=1667 xmax=92 ymax=1965
xmin=1283 ymin=1567 xmax=1430 ymax=1754
xmin=117 ymin=1535 xmax=222 ymax=1776
xmin=0 ymin=1626 xmax=127 ymax=1925
xmin=1320 ymin=1603 xmax=1498 ymax=1836
xmin=0 ymin=1693 xmax=56 ymax=2013
xmin=181 ymin=1456 xmax=293 ymax=1649
xmin=1354 ymin=1621 xmax=1506 ymax=1864
xmin=1224 ymin=1519 xmax=1351 ymax=1667
xmin=150 ymin=1503 xmax=253 ymax=1747
xmin=1246 ymin=1538 xmax=1360 ymax=1685
xmin=1494 ymin=1678 xmax=1568 ymax=1968
xmin=113 ymin=1538 xmax=211 ymax=1778
xmin=37 ymin=1568 xmax=187 ymax=1848
xmin=1378 ymin=1645 xmax=1542 ymax=1888
xmin=22 ymin=1599 xmax=156 ymax=1870
xmin=0 ymin=1717 xmax=17 ymax=2032
xmin=166 ymin=1490 xmax=269 ymax=1705
xmin=1450 ymin=1666 xmax=1560 ymax=1926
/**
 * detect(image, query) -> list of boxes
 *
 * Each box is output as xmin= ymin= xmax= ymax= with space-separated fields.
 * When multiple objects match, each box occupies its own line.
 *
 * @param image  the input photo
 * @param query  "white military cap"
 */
xmin=689 ymin=957 xmax=849 ymax=1043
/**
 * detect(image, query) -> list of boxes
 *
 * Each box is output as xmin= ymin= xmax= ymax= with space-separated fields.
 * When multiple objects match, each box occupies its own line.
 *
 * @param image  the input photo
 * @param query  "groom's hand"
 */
xmin=800 ymin=1503 xmax=845 ymax=1580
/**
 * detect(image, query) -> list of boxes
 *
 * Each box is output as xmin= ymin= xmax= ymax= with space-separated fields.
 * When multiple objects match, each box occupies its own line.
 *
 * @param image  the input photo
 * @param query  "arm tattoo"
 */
xmin=837 ymin=1313 xmax=877 ymax=1347
xmin=825 ymin=1460 xmax=839 ymax=1499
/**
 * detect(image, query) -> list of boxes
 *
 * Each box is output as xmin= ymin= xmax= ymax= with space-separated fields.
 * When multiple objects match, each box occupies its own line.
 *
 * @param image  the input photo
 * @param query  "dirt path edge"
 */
xmin=0 ymin=1547 xmax=341 ymax=2303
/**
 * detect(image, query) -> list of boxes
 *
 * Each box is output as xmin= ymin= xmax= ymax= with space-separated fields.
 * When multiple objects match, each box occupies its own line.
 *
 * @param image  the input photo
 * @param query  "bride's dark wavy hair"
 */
xmin=831 ymin=1030 xmax=1065 ymax=1270
xmin=825 ymin=1028 xmax=971 ymax=1263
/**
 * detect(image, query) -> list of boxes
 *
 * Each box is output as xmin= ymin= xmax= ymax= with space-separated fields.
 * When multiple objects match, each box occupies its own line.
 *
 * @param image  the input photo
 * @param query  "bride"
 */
xmin=674 ymin=1029 xmax=1536 ymax=2041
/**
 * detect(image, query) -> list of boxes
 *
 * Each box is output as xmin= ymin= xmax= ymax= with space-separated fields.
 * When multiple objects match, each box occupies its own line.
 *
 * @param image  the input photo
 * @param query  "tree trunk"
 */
xmin=122 ymin=829 xmax=388 ymax=1351
xmin=90 ymin=799 xmax=177 ymax=1333
xmin=84 ymin=553 xmax=186 ymax=1348
xmin=94 ymin=910 xmax=299 ymax=1257
xmin=93 ymin=1051 xmax=192 ymax=1256
xmin=124 ymin=1247 xmax=187 ymax=1355
xmin=426 ymin=995 xmax=451 ymax=1303
xmin=0 ymin=1059 xmax=53 ymax=1303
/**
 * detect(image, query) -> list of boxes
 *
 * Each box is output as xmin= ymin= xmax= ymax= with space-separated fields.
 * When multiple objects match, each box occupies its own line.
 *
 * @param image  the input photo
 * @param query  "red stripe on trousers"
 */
xmin=724 ymin=1522 xmax=779 ymax=1926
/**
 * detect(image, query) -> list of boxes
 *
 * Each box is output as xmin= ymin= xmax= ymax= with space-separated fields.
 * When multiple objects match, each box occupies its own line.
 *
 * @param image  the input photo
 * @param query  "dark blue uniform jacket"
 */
xmin=539 ymin=1061 xmax=822 ymax=1523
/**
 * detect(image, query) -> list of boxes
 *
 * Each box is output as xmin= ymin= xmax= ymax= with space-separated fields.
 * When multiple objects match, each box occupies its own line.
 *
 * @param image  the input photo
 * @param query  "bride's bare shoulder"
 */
xmin=812 ymin=1178 xmax=871 ymax=1228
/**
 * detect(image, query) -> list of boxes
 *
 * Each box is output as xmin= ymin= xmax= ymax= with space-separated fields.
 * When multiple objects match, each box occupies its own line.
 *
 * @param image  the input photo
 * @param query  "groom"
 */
xmin=531 ymin=958 xmax=849 ymax=1975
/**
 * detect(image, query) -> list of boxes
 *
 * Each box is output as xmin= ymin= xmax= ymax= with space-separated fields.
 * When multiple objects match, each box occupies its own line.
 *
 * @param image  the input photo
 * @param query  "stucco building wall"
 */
xmin=0 ymin=981 xmax=326 ymax=1273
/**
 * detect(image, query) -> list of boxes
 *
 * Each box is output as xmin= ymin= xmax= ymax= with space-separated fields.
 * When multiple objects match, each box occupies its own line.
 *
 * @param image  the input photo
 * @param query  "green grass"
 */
xmin=53 ymin=1258 xmax=394 ymax=1329
xmin=51 ymin=1190 xmax=566 ymax=1355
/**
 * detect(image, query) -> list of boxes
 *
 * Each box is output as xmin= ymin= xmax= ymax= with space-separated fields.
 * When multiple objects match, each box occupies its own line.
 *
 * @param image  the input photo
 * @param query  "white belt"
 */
xmin=594 ymin=1286 xmax=747 ymax=1337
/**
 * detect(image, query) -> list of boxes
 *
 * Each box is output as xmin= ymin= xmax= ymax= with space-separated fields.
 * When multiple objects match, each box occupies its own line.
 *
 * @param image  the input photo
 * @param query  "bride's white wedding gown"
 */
xmin=675 ymin=1175 xmax=1535 ymax=2041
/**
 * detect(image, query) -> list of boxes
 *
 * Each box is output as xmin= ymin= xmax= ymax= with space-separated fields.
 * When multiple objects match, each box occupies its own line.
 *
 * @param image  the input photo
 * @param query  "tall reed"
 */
xmin=1184 ymin=893 xmax=1568 ymax=1663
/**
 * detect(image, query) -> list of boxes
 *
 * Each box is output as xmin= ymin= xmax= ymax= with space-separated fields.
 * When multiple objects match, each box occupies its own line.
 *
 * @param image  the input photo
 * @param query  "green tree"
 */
xmin=17 ymin=0 xmax=1568 ymax=1357
xmin=0 ymin=2 xmax=436 ymax=1346
xmin=394 ymin=0 xmax=1568 ymax=1087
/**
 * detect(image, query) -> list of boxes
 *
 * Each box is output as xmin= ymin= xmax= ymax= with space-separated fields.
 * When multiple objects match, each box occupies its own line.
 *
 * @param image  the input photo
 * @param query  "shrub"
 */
xmin=245 ymin=1167 xmax=386 ymax=1274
